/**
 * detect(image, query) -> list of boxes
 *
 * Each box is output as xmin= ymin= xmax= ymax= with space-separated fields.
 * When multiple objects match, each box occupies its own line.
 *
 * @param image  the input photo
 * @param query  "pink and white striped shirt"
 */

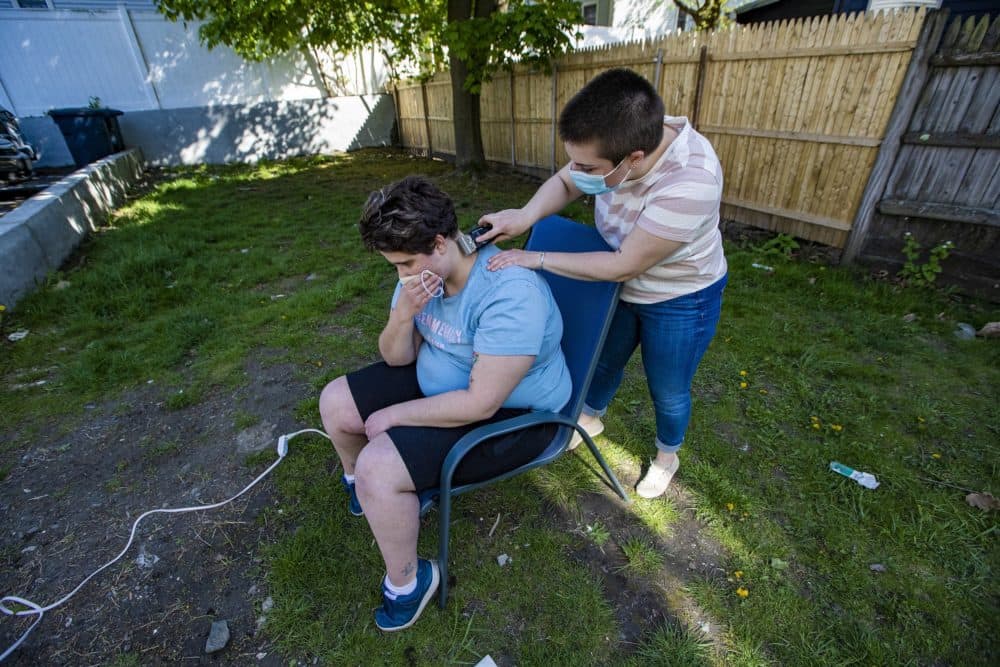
xmin=595 ymin=116 xmax=727 ymax=303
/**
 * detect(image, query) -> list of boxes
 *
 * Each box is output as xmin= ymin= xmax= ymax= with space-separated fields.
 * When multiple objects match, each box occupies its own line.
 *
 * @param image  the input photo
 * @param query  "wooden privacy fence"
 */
xmin=845 ymin=11 xmax=999 ymax=298
xmin=394 ymin=9 xmax=927 ymax=249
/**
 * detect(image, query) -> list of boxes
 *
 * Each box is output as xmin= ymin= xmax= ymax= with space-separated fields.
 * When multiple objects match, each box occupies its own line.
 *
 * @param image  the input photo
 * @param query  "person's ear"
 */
xmin=628 ymin=150 xmax=645 ymax=168
xmin=434 ymin=234 xmax=448 ymax=255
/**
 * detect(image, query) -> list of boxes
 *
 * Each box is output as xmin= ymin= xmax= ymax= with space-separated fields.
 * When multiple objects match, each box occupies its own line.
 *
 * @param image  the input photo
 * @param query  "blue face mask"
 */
xmin=569 ymin=158 xmax=632 ymax=195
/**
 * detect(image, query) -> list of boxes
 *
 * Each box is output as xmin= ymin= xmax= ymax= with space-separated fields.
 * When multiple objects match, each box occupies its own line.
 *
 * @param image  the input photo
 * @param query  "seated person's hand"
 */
xmin=365 ymin=406 xmax=398 ymax=440
xmin=395 ymin=271 xmax=441 ymax=319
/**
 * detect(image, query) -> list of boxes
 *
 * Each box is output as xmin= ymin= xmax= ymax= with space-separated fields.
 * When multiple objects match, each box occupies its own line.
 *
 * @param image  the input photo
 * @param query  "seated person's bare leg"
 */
xmin=354 ymin=434 xmax=420 ymax=586
xmin=319 ymin=376 xmax=367 ymax=475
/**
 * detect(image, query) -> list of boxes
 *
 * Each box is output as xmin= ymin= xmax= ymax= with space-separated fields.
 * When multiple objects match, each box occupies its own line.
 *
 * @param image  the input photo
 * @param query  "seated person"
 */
xmin=319 ymin=176 xmax=571 ymax=632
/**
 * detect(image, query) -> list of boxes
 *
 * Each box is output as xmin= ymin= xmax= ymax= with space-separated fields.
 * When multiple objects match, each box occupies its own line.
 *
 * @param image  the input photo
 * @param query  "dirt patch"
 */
xmin=507 ymin=454 xmax=732 ymax=659
xmin=0 ymin=352 xmax=310 ymax=665
xmin=2 ymin=349 xmax=733 ymax=664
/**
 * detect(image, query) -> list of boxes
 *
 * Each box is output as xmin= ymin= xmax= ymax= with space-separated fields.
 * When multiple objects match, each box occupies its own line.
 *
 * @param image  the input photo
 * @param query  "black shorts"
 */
xmin=345 ymin=361 xmax=557 ymax=492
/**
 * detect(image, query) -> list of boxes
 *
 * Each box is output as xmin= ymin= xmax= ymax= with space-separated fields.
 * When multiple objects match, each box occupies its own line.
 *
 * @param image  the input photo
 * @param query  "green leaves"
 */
xmin=156 ymin=0 xmax=580 ymax=93
xmin=441 ymin=0 xmax=581 ymax=93
xmin=155 ymin=0 xmax=445 ymax=63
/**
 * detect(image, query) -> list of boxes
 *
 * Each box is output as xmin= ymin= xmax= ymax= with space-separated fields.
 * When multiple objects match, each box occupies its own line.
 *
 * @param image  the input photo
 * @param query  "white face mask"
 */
xmin=399 ymin=269 xmax=444 ymax=298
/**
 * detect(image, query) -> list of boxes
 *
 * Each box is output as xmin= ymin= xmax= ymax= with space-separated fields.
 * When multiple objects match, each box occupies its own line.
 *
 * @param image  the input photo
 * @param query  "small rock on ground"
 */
xmin=205 ymin=619 xmax=230 ymax=654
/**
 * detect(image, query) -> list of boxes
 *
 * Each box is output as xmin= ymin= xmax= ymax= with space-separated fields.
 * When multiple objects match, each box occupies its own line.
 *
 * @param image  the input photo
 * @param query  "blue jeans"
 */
xmin=583 ymin=274 xmax=727 ymax=453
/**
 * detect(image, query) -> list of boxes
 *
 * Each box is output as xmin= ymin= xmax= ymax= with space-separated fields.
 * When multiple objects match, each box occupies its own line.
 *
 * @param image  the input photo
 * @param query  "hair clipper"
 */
xmin=457 ymin=224 xmax=492 ymax=255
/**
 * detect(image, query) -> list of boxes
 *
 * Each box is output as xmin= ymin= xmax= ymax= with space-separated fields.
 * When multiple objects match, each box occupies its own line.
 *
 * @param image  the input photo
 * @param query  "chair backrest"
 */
xmin=417 ymin=216 xmax=622 ymax=516
xmin=524 ymin=215 xmax=620 ymax=421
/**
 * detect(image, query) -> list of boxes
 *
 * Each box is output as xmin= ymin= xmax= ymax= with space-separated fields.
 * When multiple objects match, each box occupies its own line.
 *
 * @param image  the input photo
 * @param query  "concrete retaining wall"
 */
xmin=0 ymin=148 xmax=145 ymax=310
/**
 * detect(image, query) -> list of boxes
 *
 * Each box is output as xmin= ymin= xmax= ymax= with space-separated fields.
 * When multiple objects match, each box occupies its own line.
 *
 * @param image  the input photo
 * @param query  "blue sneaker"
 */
xmin=341 ymin=475 xmax=363 ymax=516
xmin=374 ymin=559 xmax=440 ymax=632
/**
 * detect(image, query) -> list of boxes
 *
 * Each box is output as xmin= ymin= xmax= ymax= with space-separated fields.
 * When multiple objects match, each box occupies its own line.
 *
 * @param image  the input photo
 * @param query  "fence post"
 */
xmin=509 ymin=71 xmax=517 ymax=167
xmin=692 ymin=45 xmax=709 ymax=129
xmin=841 ymin=10 xmax=949 ymax=264
xmin=118 ymin=6 xmax=161 ymax=109
xmin=420 ymin=81 xmax=433 ymax=158
xmin=654 ymin=48 xmax=664 ymax=92
xmin=550 ymin=61 xmax=558 ymax=175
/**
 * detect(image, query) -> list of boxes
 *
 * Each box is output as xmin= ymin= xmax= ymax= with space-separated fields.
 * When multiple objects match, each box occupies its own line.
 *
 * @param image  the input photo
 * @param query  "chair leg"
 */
xmin=582 ymin=434 xmax=631 ymax=503
xmin=437 ymin=493 xmax=451 ymax=608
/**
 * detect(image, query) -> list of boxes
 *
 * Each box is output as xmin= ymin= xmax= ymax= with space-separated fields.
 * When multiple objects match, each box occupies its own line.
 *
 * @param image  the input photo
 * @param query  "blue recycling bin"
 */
xmin=47 ymin=107 xmax=125 ymax=168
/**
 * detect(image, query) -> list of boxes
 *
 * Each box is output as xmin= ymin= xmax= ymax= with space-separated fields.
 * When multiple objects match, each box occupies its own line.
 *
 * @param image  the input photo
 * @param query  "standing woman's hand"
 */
xmin=487 ymin=249 xmax=544 ymax=272
xmin=477 ymin=208 xmax=534 ymax=244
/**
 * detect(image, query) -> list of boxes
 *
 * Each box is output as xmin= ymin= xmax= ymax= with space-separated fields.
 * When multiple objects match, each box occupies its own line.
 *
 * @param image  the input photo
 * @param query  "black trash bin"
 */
xmin=47 ymin=107 xmax=125 ymax=168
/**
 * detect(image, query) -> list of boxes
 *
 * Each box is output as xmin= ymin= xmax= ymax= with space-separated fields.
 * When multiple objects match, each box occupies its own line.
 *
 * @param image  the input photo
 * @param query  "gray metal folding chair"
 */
xmin=418 ymin=214 xmax=630 ymax=608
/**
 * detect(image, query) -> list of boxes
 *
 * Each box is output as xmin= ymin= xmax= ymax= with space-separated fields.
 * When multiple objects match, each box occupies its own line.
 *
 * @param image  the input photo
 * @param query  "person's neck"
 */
xmin=443 ymin=245 xmax=477 ymax=296
xmin=631 ymin=123 xmax=679 ymax=180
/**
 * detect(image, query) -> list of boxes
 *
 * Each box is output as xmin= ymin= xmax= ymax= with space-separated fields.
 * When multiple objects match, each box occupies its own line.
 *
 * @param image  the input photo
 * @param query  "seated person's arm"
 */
xmin=364 ymin=353 xmax=534 ymax=437
xmin=378 ymin=309 xmax=423 ymax=366
xmin=378 ymin=276 xmax=439 ymax=365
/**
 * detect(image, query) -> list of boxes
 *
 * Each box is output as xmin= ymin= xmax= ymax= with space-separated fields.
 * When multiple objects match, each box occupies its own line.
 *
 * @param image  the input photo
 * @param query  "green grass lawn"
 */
xmin=1 ymin=149 xmax=997 ymax=665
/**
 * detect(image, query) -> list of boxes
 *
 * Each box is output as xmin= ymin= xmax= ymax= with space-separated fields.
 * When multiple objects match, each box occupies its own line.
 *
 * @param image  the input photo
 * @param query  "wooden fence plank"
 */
xmin=842 ymin=10 xmax=944 ymax=262
xmin=393 ymin=9 xmax=931 ymax=249
xmin=902 ymin=131 xmax=1000 ymax=148
xmin=878 ymin=199 xmax=999 ymax=226
xmin=956 ymin=148 xmax=1000 ymax=205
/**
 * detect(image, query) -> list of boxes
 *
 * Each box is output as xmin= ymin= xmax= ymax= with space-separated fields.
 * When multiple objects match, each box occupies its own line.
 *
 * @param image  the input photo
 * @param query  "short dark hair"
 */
xmin=558 ymin=68 xmax=665 ymax=164
xmin=358 ymin=176 xmax=458 ymax=255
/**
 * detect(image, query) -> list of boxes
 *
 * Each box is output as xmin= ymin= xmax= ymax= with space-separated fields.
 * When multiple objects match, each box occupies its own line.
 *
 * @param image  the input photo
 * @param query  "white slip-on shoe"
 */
xmin=568 ymin=416 xmax=604 ymax=451
xmin=636 ymin=456 xmax=680 ymax=498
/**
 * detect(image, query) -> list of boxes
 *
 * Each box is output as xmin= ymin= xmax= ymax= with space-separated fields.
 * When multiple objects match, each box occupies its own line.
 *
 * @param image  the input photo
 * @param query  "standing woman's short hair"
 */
xmin=558 ymin=68 xmax=665 ymax=164
xmin=359 ymin=176 xmax=459 ymax=255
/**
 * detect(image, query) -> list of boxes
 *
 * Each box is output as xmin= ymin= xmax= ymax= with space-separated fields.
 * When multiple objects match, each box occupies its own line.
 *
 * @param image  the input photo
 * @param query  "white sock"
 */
xmin=384 ymin=574 xmax=417 ymax=599
xmin=343 ymin=473 xmax=355 ymax=483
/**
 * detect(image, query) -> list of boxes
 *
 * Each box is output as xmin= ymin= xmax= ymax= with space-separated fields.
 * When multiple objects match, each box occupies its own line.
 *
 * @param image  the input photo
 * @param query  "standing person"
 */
xmin=319 ymin=176 xmax=570 ymax=631
xmin=480 ymin=68 xmax=727 ymax=499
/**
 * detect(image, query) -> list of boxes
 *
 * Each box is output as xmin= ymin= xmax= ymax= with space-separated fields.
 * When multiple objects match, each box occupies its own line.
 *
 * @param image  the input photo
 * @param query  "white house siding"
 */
xmin=0 ymin=9 xmax=333 ymax=117
xmin=128 ymin=12 xmax=324 ymax=109
xmin=0 ymin=10 xmax=156 ymax=116
xmin=868 ymin=0 xmax=943 ymax=12
xmin=0 ymin=1 xmax=157 ymax=9
xmin=0 ymin=8 xmax=394 ymax=166
xmin=612 ymin=0 xmax=680 ymax=35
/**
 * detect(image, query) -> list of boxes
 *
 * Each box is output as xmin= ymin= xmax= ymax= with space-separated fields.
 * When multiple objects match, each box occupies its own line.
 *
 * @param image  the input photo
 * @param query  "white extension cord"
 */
xmin=0 ymin=428 xmax=330 ymax=662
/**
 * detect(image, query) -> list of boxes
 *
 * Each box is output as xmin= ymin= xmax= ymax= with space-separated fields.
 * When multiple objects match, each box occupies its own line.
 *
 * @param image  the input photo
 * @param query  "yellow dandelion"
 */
xmin=812 ymin=423 xmax=821 ymax=430
xmin=726 ymin=502 xmax=735 ymax=511
xmin=917 ymin=416 xmax=925 ymax=423
xmin=739 ymin=370 xmax=748 ymax=377
xmin=759 ymin=389 xmax=768 ymax=395
xmin=810 ymin=416 xmax=819 ymax=422
xmin=736 ymin=587 xmax=749 ymax=598
xmin=0 ymin=304 xmax=6 ymax=312
xmin=739 ymin=381 xmax=748 ymax=389
xmin=734 ymin=570 xmax=743 ymax=579
xmin=931 ymin=453 xmax=941 ymax=459
xmin=830 ymin=424 xmax=843 ymax=432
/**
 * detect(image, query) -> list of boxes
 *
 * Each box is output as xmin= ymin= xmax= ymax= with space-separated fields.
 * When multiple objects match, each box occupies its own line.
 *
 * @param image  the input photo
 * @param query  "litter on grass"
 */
xmin=830 ymin=461 xmax=879 ymax=489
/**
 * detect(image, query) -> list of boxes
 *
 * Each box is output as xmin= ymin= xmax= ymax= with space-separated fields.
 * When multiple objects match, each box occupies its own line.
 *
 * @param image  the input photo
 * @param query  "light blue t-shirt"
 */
xmin=390 ymin=245 xmax=571 ymax=413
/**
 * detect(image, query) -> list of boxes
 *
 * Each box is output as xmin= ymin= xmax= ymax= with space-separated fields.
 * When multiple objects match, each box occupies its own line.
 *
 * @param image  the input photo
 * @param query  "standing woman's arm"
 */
xmin=487 ymin=225 xmax=683 ymax=283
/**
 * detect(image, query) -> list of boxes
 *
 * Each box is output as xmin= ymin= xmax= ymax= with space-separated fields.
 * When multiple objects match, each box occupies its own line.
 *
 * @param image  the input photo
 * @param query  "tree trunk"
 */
xmin=448 ymin=0 xmax=493 ymax=171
